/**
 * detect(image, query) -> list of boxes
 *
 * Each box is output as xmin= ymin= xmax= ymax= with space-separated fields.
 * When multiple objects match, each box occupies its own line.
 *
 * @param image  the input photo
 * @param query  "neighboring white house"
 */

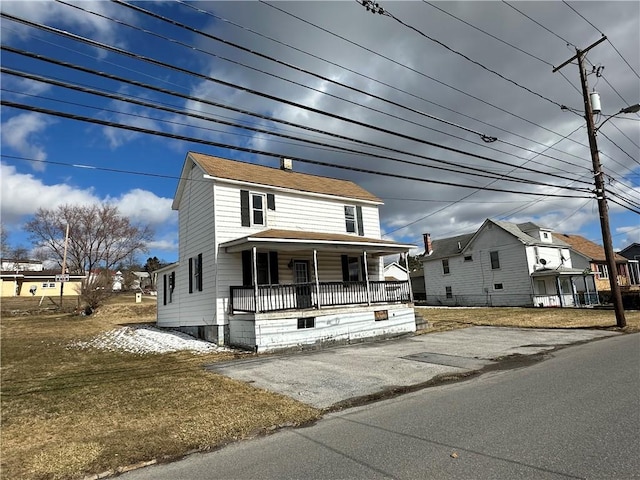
xmin=156 ymin=152 xmax=416 ymax=352
xmin=384 ymin=262 xmax=409 ymax=281
xmin=421 ymin=219 xmax=597 ymax=307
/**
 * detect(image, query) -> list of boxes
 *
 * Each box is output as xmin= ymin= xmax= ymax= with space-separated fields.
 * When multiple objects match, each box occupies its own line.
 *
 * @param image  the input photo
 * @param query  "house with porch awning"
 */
xmin=420 ymin=219 xmax=598 ymax=307
xmin=156 ymin=152 xmax=416 ymax=352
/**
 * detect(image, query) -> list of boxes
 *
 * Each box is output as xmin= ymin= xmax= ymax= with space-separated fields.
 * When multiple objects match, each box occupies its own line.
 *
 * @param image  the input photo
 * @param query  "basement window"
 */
xmin=464 ymin=255 xmax=473 ymax=262
xmin=374 ymin=310 xmax=389 ymax=321
xmin=494 ymin=283 xmax=504 ymax=290
xmin=297 ymin=317 xmax=315 ymax=329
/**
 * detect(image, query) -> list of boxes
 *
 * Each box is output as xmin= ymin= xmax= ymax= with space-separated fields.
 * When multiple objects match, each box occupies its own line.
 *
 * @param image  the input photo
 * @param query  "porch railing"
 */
xmin=230 ymin=280 xmax=411 ymax=313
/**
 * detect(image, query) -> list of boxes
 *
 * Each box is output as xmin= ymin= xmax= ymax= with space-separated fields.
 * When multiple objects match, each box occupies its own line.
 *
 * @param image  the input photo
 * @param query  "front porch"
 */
xmin=230 ymin=280 xmax=411 ymax=313
xmin=531 ymin=266 xmax=599 ymax=308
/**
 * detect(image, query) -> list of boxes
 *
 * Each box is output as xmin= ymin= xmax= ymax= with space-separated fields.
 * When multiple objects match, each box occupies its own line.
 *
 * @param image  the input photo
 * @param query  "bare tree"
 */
xmin=25 ymin=204 xmax=153 ymax=307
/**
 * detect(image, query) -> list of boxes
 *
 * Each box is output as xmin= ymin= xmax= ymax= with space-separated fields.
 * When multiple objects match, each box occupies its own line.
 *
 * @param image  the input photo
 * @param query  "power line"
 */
xmin=3 ymin=76 xmax=578 ymax=189
xmin=357 ymin=0 xmax=566 ymax=109
xmin=1 ymin=44 xmax=592 ymax=184
xmin=1 ymin=99 xmax=594 ymax=200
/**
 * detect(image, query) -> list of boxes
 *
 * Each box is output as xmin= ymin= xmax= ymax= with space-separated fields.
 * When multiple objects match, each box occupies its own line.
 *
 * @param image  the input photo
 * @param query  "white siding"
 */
xmin=230 ymin=305 xmax=416 ymax=352
xmin=157 ymin=163 xmax=217 ymax=328
xmin=423 ymin=226 xmax=533 ymax=306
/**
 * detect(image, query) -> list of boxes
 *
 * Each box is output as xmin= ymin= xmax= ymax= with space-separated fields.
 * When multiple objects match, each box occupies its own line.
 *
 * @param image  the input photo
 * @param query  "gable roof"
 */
xmin=555 ymin=233 xmax=627 ymax=262
xmin=423 ymin=219 xmax=570 ymax=261
xmin=619 ymin=242 xmax=640 ymax=259
xmin=174 ymin=152 xmax=382 ymax=208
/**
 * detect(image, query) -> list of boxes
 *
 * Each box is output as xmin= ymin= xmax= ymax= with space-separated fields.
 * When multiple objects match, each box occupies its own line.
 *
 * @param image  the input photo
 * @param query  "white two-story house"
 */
xmin=421 ymin=219 xmax=597 ymax=307
xmin=156 ymin=152 xmax=416 ymax=352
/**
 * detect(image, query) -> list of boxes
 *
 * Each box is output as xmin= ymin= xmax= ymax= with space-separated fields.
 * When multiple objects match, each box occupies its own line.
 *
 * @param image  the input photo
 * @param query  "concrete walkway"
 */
xmin=207 ymin=326 xmax=619 ymax=409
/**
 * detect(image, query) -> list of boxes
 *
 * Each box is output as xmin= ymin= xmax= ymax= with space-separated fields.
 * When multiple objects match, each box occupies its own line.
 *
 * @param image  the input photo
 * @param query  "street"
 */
xmin=120 ymin=333 xmax=640 ymax=479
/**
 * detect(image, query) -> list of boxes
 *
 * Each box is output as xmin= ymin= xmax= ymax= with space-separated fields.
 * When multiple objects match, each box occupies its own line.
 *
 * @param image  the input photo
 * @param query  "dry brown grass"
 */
xmin=1 ymin=295 xmax=320 ymax=480
xmin=2 ymin=295 xmax=637 ymax=479
xmin=416 ymin=306 xmax=640 ymax=333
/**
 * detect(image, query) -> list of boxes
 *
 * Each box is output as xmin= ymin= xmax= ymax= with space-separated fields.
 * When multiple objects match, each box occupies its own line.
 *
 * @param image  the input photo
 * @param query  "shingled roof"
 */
xmin=186 ymin=152 xmax=382 ymax=203
xmin=555 ymin=233 xmax=627 ymax=262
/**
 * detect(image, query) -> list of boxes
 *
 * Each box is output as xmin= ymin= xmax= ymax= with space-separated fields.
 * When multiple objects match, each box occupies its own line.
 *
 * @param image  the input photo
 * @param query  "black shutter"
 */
xmin=356 ymin=206 xmax=364 ymax=236
xmin=242 ymin=250 xmax=252 ymax=286
xmin=341 ymin=255 xmax=349 ymax=282
xmin=240 ymin=190 xmax=250 ymax=226
xmin=188 ymin=257 xmax=193 ymax=293
xmin=267 ymin=193 xmax=275 ymax=210
xmin=269 ymin=251 xmax=279 ymax=284
xmin=197 ymin=253 xmax=203 ymax=291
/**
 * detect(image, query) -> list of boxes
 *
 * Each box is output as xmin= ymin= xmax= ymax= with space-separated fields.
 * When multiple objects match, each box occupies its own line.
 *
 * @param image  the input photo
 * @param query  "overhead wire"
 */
xmin=0 ymin=100 xmax=594 ymax=199
xmin=2 ymin=75 xmax=577 ymax=188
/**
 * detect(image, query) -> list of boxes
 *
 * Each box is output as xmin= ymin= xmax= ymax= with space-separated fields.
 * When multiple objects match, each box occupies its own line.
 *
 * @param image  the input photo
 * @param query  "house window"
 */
xmin=242 ymin=250 xmax=279 ymax=286
xmin=596 ymin=264 xmax=608 ymax=279
xmin=163 ymin=272 xmax=175 ymax=305
xmin=240 ymin=190 xmax=268 ymax=227
xmin=445 ymin=286 xmax=452 ymax=298
xmin=536 ymin=280 xmax=547 ymax=294
xmin=344 ymin=205 xmax=364 ymax=235
xmin=189 ymin=254 xmax=203 ymax=293
xmin=374 ymin=310 xmax=389 ymax=321
xmin=297 ymin=317 xmax=315 ymax=329
xmin=490 ymin=251 xmax=500 ymax=270
xmin=442 ymin=258 xmax=450 ymax=274
xmin=494 ymin=283 xmax=503 ymax=290
xmin=464 ymin=255 xmax=473 ymax=262
xmin=344 ymin=206 xmax=356 ymax=233
xmin=341 ymin=255 xmax=363 ymax=282
xmin=251 ymin=193 xmax=265 ymax=226
xmin=42 ymin=282 xmax=55 ymax=289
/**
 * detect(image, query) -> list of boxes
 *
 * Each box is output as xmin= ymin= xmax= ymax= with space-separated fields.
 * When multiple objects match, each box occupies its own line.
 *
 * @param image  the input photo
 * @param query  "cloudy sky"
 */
xmin=1 ymin=0 xmax=638 ymax=264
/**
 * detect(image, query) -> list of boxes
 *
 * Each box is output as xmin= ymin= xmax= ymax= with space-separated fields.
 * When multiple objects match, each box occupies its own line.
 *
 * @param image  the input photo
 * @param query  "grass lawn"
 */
xmin=1 ymin=295 xmax=637 ymax=479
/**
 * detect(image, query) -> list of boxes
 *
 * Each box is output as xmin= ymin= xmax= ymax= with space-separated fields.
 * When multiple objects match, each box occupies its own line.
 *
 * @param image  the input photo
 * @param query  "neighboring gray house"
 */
xmin=421 ymin=219 xmax=597 ymax=307
xmin=156 ymin=152 xmax=416 ymax=352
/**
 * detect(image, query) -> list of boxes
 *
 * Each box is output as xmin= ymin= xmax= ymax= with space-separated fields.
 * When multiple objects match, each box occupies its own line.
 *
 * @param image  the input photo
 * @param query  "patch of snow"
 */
xmin=71 ymin=325 xmax=232 ymax=355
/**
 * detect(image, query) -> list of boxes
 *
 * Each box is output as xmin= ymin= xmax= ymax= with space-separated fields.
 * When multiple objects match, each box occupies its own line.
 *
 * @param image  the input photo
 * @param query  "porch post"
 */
xmin=403 ymin=251 xmax=414 ymax=303
xmin=555 ymin=276 xmax=564 ymax=307
xmin=313 ymin=249 xmax=320 ymax=309
xmin=252 ymin=246 xmax=258 ymax=312
xmin=363 ymin=250 xmax=371 ymax=306
xmin=585 ymin=274 xmax=591 ymax=305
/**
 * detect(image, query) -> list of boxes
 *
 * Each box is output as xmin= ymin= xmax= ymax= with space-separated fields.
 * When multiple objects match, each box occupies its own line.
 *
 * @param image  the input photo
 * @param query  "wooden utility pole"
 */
xmin=553 ymin=36 xmax=626 ymax=328
xmin=59 ymin=223 xmax=70 ymax=309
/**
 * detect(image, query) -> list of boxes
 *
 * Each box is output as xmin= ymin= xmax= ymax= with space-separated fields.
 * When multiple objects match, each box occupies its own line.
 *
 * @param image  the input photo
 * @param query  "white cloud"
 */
xmin=1 ymin=113 xmax=52 ymax=171
xmin=0 ymin=164 xmax=175 ymax=229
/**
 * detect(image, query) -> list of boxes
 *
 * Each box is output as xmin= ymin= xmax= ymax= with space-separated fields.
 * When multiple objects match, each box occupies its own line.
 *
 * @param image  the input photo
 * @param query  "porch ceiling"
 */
xmin=220 ymin=229 xmax=415 ymax=255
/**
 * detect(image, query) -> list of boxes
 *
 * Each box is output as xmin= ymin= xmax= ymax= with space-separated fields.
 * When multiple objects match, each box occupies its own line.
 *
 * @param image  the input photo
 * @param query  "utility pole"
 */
xmin=59 ymin=223 xmax=70 ymax=310
xmin=553 ymin=36 xmax=626 ymax=328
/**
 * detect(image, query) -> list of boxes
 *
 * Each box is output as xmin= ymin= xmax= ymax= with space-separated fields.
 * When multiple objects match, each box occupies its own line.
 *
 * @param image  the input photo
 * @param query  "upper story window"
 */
xmin=596 ymin=264 xmax=609 ymax=279
xmin=464 ymin=255 xmax=473 ymax=262
xmin=252 ymin=193 xmax=265 ymax=226
xmin=241 ymin=190 xmax=274 ymax=227
xmin=344 ymin=205 xmax=364 ymax=236
xmin=490 ymin=251 xmax=500 ymax=270
xmin=442 ymin=258 xmax=450 ymax=274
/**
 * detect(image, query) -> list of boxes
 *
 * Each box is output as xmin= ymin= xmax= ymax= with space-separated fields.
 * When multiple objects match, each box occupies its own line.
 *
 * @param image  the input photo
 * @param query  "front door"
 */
xmin=293 ymin=260 xmax=312 ymax=309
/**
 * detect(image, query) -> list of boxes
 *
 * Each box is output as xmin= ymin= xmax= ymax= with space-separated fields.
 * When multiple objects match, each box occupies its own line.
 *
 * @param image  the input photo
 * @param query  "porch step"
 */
xmin=414 ymin=311 xmax=429 ymax=331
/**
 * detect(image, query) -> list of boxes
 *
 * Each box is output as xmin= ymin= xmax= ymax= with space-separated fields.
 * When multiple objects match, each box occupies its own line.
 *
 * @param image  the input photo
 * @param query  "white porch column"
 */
xmin=403 ymin=251 xmax=414 ymax=303
xmin=364 ymin=250 xmax=371 ymax=306
xmin=252 ymin=246 xmax=258 ymax=312
xmin=584 ymin=274 xmax=591 ymax=305
xmin=313 ymin=249 xmax=320 ymax=309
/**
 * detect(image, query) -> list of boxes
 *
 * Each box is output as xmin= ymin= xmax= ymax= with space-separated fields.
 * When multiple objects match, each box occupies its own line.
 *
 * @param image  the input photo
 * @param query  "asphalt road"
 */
xmin=120 ymin=333 xmax=640 ymax=480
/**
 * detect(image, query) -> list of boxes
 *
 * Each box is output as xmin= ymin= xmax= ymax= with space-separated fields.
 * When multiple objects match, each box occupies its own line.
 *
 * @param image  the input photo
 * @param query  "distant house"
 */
xmin=156 ymin=152 xmax=416 ymax=352
xmin=555 ymin=233 xmax=633 ymax=291
xmin=384 ymin=262 xmax=409 ymax=281
xmin=421 ymin=219 xmax=597 ymax=307
xmin=1 ymin=258 xmax=44 ymax=272
xmin=0 ymin=270 xmax=84 ymax=297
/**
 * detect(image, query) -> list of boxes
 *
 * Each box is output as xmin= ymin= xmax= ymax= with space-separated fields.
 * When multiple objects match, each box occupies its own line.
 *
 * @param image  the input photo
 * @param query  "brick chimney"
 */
xmin=423 ymin=233 xmax=433 ymax=255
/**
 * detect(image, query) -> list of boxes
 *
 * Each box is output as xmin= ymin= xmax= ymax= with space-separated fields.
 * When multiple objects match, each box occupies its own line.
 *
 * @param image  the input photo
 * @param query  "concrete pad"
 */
xmin=206 ymin=326 xmax=619 ymax=409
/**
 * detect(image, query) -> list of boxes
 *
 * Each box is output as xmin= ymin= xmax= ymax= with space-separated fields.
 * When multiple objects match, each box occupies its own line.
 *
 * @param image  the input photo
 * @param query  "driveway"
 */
xmin=207 ymin=326 xmax=619 ymax=409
